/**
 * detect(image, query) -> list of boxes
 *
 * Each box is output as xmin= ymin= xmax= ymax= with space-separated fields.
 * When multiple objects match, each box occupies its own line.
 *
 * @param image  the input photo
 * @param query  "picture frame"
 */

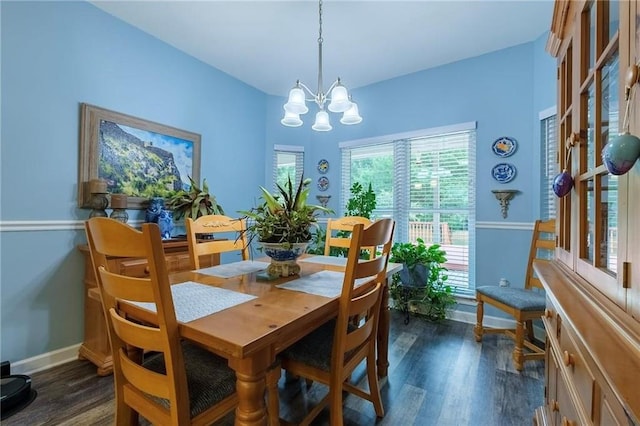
xmin=78 ymin=103 xmax=201 ymax=209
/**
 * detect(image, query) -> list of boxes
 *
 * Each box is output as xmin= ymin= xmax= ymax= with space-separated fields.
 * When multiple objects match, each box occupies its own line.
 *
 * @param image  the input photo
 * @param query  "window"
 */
xmin=341 ymin=122 xmax=476 ymax=290
xmin=540 ymin=108 xmax=558 ymax=220
xmin=273 ymin=145 xmax=304 ymax=190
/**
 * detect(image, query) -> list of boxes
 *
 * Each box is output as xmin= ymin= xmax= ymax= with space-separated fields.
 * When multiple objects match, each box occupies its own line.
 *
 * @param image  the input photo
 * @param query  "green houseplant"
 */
xmin=240 ymin=175 xmax=332 ymax=276
xmin=389 ymin=238 xmax=455 ymax=322
xmin=166 ymin=176 xmax=224 ymax=221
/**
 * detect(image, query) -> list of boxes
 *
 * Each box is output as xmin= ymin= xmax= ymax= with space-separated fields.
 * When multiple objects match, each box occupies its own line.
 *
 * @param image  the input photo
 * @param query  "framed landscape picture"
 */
xmin=78 ymin=103 xmax=201 ymax=209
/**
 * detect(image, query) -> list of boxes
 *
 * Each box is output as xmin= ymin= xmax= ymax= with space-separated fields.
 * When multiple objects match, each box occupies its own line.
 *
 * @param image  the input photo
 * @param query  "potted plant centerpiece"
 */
xmin=166 ymin=176 xmax=224 ymax=239
xmin=240 ymin=175 xmax=332 ymax=277
xmin=389 ymin=238 xmax=455 ymax=323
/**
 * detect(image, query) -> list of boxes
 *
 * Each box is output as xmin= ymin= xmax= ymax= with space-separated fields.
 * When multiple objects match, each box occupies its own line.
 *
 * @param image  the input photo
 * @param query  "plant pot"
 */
xmin=399 ymin=263 xmax=429 ymax=288
xmin=260 ymin=242 xmax=308 ymax=277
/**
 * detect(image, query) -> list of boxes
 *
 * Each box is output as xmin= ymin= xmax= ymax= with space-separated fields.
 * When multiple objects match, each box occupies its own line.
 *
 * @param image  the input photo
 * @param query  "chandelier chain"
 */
xmin=317 ymin=0 xmax=324 ymax=104
xmin=318 ymin=0 xmax=323 ymax=44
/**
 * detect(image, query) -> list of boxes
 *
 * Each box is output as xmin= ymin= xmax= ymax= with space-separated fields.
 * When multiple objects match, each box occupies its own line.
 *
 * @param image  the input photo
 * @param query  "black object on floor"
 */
xmin=1 ymin=375 xmax=37 ymax=420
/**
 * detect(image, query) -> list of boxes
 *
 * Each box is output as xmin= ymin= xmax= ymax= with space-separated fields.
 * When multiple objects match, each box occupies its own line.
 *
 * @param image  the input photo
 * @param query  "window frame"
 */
xmin=340 ymin=122 xmax=476 ymax=291
xmin=273 ymin=144 xmax=304 ymax=191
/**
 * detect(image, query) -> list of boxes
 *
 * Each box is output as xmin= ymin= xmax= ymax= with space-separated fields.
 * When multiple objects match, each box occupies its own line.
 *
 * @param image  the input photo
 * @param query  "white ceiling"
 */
xmin=91 ymin=0 xmax=554 ymax=96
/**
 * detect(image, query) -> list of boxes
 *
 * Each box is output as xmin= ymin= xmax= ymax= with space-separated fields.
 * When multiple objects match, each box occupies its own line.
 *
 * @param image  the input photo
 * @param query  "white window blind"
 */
xmin=540 ymin=113 xmax=557 ymax=220
xmin=273 ymin=145 xmax=304 ymax=190
xmin=341 ymin=123 xmax=476 ymax=290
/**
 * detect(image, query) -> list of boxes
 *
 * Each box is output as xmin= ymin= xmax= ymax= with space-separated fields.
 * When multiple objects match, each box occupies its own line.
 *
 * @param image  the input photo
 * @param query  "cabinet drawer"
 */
xmin=555 ymin=355 xmax=581 ymax=426
xmin=117 ymin=258 xmax=150 ymax=278
xmin=598 ymin=382 xmax=634 ymax=425
xmin=165 ymin=253 xmax=192 ymax=273
xmin=559 ymin=319 xmax=595 ymax=421
xmin=545 ymin=340 xmax=560 ymax=425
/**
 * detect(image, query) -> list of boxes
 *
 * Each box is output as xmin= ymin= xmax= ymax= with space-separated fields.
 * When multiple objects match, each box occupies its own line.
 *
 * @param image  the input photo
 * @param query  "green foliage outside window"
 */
xmin=306 ymin=182 xmax=377 ymax=256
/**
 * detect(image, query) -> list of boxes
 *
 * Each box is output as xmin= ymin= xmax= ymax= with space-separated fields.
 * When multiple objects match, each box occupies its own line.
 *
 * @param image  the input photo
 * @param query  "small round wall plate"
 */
xmin=317 ymin=159 xmax=329 ymax=174
xmin=317 ymin=176 xmax=329 ymax=191
xmin=492 ymin=163 xmax=517 ymax=183
xmin=492 ymin=136 xmax=517 ymax=157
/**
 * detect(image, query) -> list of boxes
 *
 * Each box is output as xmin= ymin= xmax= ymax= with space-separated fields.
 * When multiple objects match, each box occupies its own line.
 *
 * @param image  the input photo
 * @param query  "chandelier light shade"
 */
xmin=312 ymin=110 xmax=332 ymax=132
xmin=281 ymin=0 xmax=362 ymax=131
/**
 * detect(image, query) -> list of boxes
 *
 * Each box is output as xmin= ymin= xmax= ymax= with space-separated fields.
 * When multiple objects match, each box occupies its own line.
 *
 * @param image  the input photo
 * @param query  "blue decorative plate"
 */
xmin=317 ymin=159 xmax=329 ymax=174
xmin=492 ymin=136 xmax=517 ymax=157
xmin=317 ymin=176 xmax=329 ymax=191
xmin=492 ymin=163 xmax=517 ymax=183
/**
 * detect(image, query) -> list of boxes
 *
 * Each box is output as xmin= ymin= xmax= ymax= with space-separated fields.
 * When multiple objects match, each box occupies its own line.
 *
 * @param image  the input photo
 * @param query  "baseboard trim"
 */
xmin=12 ymin=343 xmax=82 ymax=375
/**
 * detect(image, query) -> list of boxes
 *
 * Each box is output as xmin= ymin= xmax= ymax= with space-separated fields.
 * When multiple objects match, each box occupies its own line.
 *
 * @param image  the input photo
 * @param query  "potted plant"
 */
xmin=389 ymin=238 xmax=455 ymax=322
xmin=240 ymin=174 xmax=332 ymax=276
xmin=166 ymin=176 xmax=224 ymax=221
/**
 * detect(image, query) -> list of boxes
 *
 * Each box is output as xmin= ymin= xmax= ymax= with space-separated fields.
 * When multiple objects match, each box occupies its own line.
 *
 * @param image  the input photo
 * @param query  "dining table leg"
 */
xmin=377 ymin=282 xmax=390 ymax=378
xmin=228 ymin=350 xmax=271 ymax=426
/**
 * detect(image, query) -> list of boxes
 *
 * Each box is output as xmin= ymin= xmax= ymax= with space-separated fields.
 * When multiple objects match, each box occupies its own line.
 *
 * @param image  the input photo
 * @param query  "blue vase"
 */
xmin=145 ymin=197 xmax=165 ymax=223
xmin=602 ymin=132 xmax=640 ymax=175
xmin=157 ymin=209 xmax=174 ymax=240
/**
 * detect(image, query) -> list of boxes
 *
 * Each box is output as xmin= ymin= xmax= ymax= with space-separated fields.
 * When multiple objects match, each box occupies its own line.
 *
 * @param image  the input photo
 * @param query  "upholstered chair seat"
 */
xmin=475 ymin=287 xmax=546 ymax=312
xmin=144 ymin=342 xmax=236 ymax=418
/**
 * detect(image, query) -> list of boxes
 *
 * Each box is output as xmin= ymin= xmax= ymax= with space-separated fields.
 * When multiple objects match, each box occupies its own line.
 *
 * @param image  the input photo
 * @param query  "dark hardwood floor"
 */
xmin=2 ymin=310 xmax=544 ymax=425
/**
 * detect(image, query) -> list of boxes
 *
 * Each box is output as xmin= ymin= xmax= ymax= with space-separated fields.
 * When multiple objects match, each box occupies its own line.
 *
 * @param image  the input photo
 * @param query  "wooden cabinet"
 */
xmin=77 ymin=239 xmax=219 ymax=376
xmin=535 ymin=1 xmax=640 ymax=425
xmin=534 ymin=260 xmax=640 ymax=425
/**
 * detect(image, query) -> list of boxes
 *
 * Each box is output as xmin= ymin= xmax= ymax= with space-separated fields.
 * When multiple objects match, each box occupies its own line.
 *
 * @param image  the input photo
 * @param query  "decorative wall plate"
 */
xmin=491 ymin=163 xmax=517 ymax=183
xmin=317 ymin=159 xmax=329 ymax=174
xmin=492 ymin=136 xmax=518 ymax=157
xmin=317 ymin=176 xmax=329 ymax=191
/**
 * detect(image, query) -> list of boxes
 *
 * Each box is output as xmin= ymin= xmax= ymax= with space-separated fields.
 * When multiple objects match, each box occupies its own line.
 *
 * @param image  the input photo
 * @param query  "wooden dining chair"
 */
xmin=276 ymin=218 xmax=395 ymax=425
xmin=324 ymin=216 xmax=375 ymax=259
xmin=185 ymin=214 xmax=250 ymax=269
xmin=474 ymin=218 xmax=556 ymax=371
xmin=85 ymin=217 xmax=238 ymax=425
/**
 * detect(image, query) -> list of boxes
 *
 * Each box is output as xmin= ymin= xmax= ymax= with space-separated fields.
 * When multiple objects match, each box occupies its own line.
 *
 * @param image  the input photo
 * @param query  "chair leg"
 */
xmin=474 ymin=299 xmax=484 ymax=342
xmin=525 ymin=319 xmax=535 ymax=342
xmin=114 ymin=390 xmax=137 ymax=425
xmin=266 ymin=364 xmax=281 ymax=426
xmin=366 ymin=353 xmax=384 ymax=418
xmin=328 ymin=383 xmax=344 ymax=426
xmin=512 ymin=320 xmax=525 ymax=371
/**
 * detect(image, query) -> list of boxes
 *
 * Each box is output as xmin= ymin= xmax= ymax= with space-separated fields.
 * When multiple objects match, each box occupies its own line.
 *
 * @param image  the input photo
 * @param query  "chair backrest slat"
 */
xmin=186 ymin=215 xmax=249 ymax=268
xmin=525 ymin=219 xmax=556 ymax=290
xmin=324 ymin=216 xmax=376 ymax=258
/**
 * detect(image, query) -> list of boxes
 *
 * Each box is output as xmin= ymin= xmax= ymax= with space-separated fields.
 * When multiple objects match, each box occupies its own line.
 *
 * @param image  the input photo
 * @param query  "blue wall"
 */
xmin=1 ymin=1 xmax=266 ymax=364
xmin=1 ymin=1 xmax=556 ymax=364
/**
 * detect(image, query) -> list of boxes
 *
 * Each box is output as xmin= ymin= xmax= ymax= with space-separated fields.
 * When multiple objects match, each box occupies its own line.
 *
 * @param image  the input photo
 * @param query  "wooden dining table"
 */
xmin=120 ymin=255 xmax=402 ymax=426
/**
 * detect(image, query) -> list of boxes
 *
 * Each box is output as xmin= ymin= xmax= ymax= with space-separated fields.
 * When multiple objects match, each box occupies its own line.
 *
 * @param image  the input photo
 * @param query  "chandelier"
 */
xmin=281 ymin=0 xmax=362 ymax=131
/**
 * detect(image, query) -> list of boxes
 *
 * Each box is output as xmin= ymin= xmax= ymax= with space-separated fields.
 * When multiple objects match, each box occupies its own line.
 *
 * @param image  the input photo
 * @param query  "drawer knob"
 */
xmin=144 ymin=266 xmax=150 ymax=275
xmin=545 ymin=308 xmax=555 ymax=318
xmin=551 ymin=399 xmax=559 ymax=412
xmin=563 ymin=350 xmax=575 ymax=367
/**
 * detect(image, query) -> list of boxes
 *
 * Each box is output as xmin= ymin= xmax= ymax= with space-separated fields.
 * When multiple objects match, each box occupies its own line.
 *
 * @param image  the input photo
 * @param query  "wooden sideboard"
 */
xmin=534 ymin=260 xmax=640 ymax=426
xmin=77 ymin=239 xmax=219 ymax=376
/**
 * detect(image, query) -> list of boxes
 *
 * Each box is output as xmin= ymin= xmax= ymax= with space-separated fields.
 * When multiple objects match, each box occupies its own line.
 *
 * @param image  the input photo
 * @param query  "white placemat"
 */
xmin=276 ymin=270 xmax=374 ymax=298
xmin=195 ymin=260 xmax=269 ymax=278
xmin=299 ymin=256 xmax=348 ymax=267
xmin=130 ymin=281 xmax=257 ymax=323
